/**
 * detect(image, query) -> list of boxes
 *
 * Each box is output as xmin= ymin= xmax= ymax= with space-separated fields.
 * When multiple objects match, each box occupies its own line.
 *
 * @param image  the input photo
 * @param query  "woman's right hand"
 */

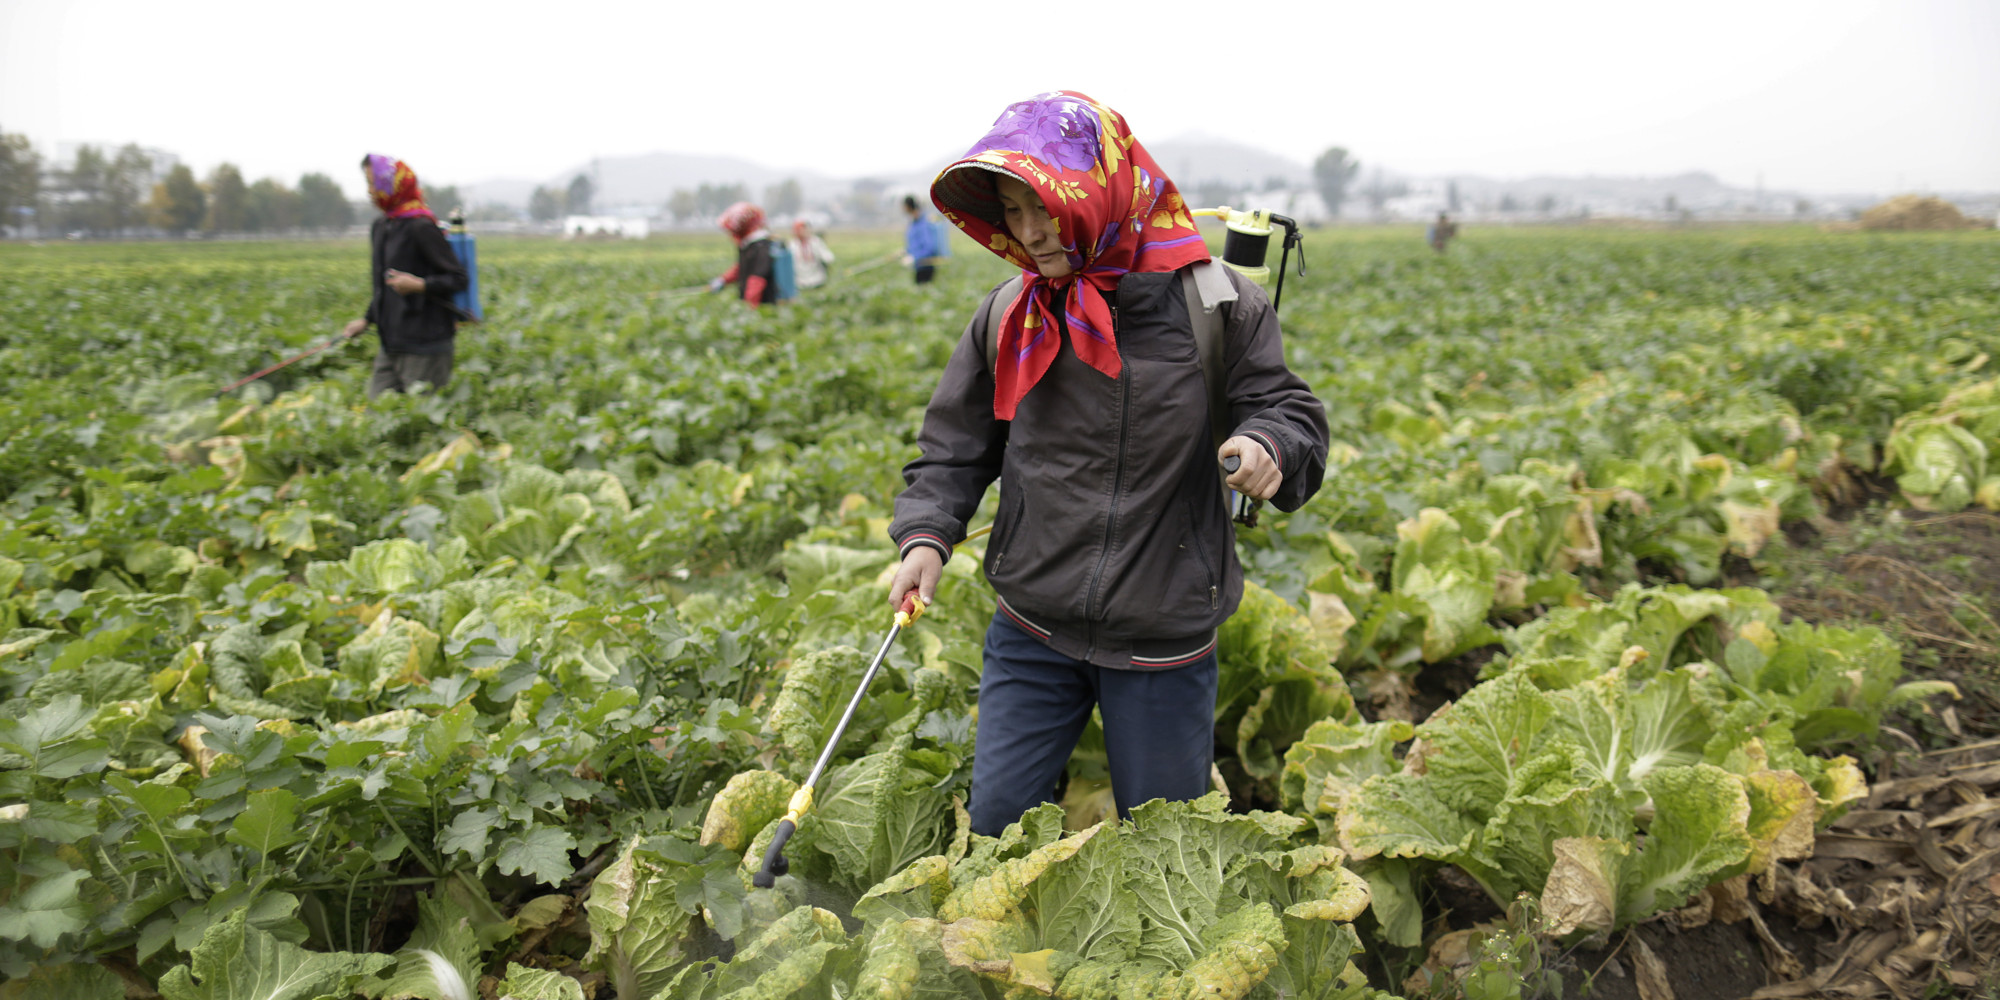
xmin=342 ymin=318 xmax=368 ymax=338
xmin=887 ymin=546 xmax=943 ymax=611
xmin=384 ymin=269 xmax=427 ymax=295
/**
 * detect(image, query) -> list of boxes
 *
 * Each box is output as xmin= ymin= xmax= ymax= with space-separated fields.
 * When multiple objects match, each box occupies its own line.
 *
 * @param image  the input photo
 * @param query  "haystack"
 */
xmin=1859 ymin=195 xmax=1984 ymax=231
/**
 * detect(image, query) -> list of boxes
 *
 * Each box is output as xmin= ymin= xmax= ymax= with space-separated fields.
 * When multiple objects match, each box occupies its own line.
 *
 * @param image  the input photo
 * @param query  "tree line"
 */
xmin=662 ymin=179 xmax=804 ymax=225
xmin=528 ymin=175 xmax=595 ymax=222
xmin=0 ymin=131 xmax=468 ymax=238
xmin=0 ymin=129 xmax=1397 ymax=236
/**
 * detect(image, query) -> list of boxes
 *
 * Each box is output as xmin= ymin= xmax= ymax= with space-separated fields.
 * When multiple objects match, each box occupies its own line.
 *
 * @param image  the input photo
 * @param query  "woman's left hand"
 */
xmin=385 ymin=269 xmax=426 ymax=295
xmin=1219 ymin=436 xmax=1281 ymax=501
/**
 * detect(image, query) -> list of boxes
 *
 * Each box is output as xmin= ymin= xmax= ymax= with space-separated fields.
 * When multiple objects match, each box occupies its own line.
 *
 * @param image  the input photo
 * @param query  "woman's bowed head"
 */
xmin=362 ymin=155 xmax=435 ymax=222
xmin=717 ymin=202 xmax=767 ymax=245
xmin=992 ymin=175 xmax=1072 ymax=280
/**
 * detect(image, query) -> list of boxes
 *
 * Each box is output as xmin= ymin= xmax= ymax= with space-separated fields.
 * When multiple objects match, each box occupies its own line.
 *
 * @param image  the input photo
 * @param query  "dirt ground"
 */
xmin=1773 ymin=508 xmax=2000 ymax=744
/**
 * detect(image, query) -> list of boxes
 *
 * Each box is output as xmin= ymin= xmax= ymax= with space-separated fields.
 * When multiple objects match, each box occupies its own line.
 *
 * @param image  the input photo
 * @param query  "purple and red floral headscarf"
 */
xmin=931 ymin=91 xmax=1209 ymax=420
xmin=363 ymin=154 xmax=435 ymax=221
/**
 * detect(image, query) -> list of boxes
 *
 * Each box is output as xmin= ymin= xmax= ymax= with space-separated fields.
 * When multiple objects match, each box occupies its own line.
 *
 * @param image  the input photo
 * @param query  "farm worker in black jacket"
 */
xmin=886 ymin=91 xmax=1329 ymax=834
xmin=707 ymin=202 xmax=780 ymax=308
xmin=341 ymin=155 xmax=467 ymax=397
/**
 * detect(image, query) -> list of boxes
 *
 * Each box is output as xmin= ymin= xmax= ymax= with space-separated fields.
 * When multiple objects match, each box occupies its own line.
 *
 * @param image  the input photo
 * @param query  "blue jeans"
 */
xmin=968 ymin=611 xmax=1219 ymax=835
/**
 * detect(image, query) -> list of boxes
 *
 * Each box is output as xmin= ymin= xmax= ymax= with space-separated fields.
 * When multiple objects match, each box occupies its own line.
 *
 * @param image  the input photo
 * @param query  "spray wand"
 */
xmin=754 ymin=593 xmax=929 ymax=888
xmin=215 ymin=328 xmax=364 ymax=397
xmin=840 ymin=252 xmax=903 ymax=278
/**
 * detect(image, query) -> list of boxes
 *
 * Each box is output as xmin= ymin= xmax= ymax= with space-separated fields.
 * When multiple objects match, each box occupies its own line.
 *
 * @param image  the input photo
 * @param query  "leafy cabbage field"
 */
xmin=2 ymin=227 xmax=1998 ymax=999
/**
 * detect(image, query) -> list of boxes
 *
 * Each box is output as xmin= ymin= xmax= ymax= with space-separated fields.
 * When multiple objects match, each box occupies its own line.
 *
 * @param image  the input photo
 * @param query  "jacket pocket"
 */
xmin=1182 ymin=495 xmax=1220 ymax=609
xmin=987 ymin=487 xmax=1027 ymax=574
xmin=1097 ymin=489 xmax=1218 ymax=631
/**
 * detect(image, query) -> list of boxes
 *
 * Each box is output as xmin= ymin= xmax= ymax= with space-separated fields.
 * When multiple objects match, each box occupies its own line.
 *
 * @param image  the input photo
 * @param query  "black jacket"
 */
xmin=735 ymin=237 xmax=780 ymax=304
xmin=366 ymin=216 xmax=468 ymax=355
xmin=889 ymin=266 xmax=1329 ymax=670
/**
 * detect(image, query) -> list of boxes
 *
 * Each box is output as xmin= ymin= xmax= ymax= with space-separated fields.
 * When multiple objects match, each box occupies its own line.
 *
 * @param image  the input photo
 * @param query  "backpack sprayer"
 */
xmin=1191 ymin=207 xmax=1305 ymax=311
xmin=445 ymin=210 xmax=484 ymax=323
xmin=754 ymin=593 xmax=929 ymax=888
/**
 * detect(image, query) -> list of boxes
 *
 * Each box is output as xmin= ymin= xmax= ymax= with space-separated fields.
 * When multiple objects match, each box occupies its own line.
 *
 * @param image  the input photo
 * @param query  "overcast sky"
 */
xmin=3 ymin=0 xmax=1995 ymax=197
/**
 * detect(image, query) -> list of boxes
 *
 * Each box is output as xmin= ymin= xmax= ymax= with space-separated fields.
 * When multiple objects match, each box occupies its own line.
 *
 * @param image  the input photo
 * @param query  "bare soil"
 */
xmin=1772 ymin=508 xmax=2000 ymax=743
xmin=1551 ymin=920 xmax=1773 ymax=1000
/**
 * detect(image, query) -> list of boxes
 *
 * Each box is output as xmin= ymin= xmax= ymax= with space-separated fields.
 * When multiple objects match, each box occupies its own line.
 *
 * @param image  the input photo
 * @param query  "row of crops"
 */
xmin=1 ymin=228 xmax=1998 ymax=999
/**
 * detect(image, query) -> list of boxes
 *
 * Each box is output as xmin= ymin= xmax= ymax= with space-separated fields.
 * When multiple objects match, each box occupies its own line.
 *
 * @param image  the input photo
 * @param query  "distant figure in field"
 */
xmin=790 ymin=219 xmax=835 ymax=290
xmin=902 ymin=194 xmax=942 ymax=284
xmin=709 ymin=202 xmax=781 ymax=307
xmin=342 ymin=154 xmax=468 ymax=398
xmin=1427 ymin=211 xmax=1458 ymax=254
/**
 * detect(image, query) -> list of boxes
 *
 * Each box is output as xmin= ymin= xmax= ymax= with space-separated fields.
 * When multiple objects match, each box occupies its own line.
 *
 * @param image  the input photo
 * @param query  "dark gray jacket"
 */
xmin=890 ymin=265 xmax=1329 ymax=670
xmin=366 ymin=216 xmax=468 ymax=356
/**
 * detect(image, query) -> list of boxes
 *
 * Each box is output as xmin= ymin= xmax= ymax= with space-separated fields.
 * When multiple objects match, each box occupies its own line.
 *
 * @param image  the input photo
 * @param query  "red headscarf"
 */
xmin=363 ymin=154 xmax=435 ymax=221
xmin=718 ymin=202 xmax=766 ymax=243
xmin=931 ymin=91 xmax=1209 ymax=420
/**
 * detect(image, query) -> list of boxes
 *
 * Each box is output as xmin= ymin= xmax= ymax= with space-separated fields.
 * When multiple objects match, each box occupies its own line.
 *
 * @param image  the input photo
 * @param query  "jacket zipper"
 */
xmin=1085 ymin=303 xmax=1127 ymax=631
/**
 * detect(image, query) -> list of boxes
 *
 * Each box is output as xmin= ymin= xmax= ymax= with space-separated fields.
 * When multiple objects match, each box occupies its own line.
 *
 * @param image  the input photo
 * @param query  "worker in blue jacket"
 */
xmin=902 ymin=195 xmax=942 ymax=285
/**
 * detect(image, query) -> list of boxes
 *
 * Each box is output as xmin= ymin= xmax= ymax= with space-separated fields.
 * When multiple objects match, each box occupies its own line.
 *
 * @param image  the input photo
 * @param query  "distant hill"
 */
xmin=464 ymin=152 xmax=840 ymax=210
xmin=1147 ymin=133 xmax=1312 ymax=188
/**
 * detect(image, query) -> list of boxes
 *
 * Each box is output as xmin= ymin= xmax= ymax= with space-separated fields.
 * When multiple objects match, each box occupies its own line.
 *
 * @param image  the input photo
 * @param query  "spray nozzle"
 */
xmin=1271 ymin=213 xmax=1304 ymax=278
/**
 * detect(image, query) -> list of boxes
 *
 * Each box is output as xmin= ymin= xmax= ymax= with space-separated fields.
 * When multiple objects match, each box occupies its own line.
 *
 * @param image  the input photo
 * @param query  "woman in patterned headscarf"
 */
xmin=706 ymin=202 xmax=781 ymax=307
xmin=340 ymin=154 xmax=468 ymax=397
xmin=885 ymin=92 xmax=1330 ymax=834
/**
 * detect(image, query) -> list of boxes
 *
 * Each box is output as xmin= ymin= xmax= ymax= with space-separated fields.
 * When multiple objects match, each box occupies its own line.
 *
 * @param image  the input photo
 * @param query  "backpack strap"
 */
xmin=980 ymin=275 xmax=1024 ymax=375
xmin=1181 ymin=258 xmax=1238 ymax=449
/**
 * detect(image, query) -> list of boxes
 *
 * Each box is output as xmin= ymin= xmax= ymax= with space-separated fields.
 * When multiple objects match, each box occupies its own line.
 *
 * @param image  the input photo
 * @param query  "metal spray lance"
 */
xmin=753 ymin=593 xmax=929 ymax=888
